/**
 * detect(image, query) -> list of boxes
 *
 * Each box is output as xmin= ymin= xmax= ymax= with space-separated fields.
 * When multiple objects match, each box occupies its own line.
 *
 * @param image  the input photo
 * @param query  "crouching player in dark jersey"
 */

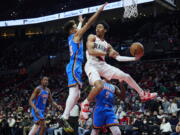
xmin=28 ymin=76 xmax=62 ymax=135
xmin=91 ymin=80 xmax=126 ymax=135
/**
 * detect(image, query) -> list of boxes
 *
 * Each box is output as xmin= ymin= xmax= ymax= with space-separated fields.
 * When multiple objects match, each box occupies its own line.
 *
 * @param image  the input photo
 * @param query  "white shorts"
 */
xmin=85 ymin=61 xmax=128 ymax=85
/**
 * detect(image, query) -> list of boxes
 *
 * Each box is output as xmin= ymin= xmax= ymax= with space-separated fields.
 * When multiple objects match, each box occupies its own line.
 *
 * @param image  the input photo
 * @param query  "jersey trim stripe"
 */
xmin=72 ymin=44 xmax=82 ymax=87
xmin=105 ymin=123 xmax=120 ymax=127
xmin=68 ymin=83 xmax=79 ymax=88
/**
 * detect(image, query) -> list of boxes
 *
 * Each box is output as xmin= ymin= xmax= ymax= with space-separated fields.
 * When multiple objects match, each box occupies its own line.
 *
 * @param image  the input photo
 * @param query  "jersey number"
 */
xmin=105 ymin=91 xmax=110 ymax=99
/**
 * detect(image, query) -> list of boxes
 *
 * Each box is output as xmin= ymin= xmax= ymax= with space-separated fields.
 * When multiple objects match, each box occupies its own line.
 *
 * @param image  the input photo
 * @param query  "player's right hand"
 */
xmin=99 ymin=2 xmax=108 ymax=11
xmin=78 ymin=15 xmax=85 ymax=23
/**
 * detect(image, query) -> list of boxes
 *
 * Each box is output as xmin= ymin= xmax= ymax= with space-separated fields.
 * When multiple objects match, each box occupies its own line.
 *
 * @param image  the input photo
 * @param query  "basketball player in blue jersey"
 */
xmin=91 ymin=80 xmax=126 ymax=135
xmin=28 ymin=76 xmax=62 ymax=135
xmin=60 ymin=3 xmax=108 ymax=132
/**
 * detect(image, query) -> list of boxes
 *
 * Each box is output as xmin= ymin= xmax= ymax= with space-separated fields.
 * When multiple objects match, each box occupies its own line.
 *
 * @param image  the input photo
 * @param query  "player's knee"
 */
xmin=94 ymin=80 xmax=104 ymax=91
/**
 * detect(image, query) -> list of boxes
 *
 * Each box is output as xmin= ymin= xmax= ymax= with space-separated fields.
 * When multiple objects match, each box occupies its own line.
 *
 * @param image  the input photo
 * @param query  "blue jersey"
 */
xmin=31 ymin=86 xmax=49 ymax=122
xmin=95 ymin=82 xmax=115 ymax=108
xmin=32 ymin=86 xmax=49 ymax=112
xmin=68 ymin=34 xmax=84 ymax=63
xmin=93 ymin=83 xmax=119 ymax=128
xmin=66 ymin=34 xmax=84 ymax=87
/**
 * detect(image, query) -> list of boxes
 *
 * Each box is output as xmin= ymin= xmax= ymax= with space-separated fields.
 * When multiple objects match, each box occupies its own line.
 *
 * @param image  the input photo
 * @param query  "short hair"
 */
xmin=40 ymin=76 xmax=48 ymax=81
xmin=64 ymin=20 xmax=76 ymax=34
xmin=96 ymin=21 xmax=110 ymax=32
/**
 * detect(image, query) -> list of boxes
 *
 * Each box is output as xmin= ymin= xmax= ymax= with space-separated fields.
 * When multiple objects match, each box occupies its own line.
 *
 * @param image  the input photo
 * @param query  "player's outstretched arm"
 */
xmin=115 ymin=83 xmax=126 ymax=100
xmin=29 ymin=88 xmax=40 ymax=113
xmin=75 ymin=3 xmax=107 ymax=41
xmin=87 ymin=34 xmax=107 ymax=56
xmin=108 ymin=44 xmax=140 ymax=61
xmin=48 ymin=90 xmax=63 ymax=111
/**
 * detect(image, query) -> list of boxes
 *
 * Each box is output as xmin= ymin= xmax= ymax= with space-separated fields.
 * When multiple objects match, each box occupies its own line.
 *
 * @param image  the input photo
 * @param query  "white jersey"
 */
xmin=86 ymin=35 xmax=109 ymax=62
xmin=85 ymin=36 xmax=127 ymax=85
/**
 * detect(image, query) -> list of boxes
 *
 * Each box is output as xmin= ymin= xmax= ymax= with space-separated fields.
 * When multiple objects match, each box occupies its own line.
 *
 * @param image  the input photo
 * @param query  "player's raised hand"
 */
xmin=99 ymin=2 xmax=108 ymax=11
xmin=78 ymin=15 xmax=85 ymax=23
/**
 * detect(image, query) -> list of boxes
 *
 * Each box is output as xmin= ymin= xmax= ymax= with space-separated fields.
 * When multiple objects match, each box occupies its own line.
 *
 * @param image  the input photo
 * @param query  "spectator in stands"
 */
xmin=169 ymin=113 xmax=179 ymax=131
xmin=170 ymin=121 xmax=180 ymax=135
xmin=151 ymin=111 xmax=161 ymax=125
xmin=7 ymin=114 xmax=16 ymax=135
xmin=21 ymin=115 xmax=31 ymax=135
xmin=162 ymin=97 xmax=170 ymax=113
xmin=126 ymin=114 xmax=143 ymax=135
xmin=160 ymin=117 xmax=172 ymax=135
xmin=0 ymin=113 xmax=10 ymax=135
xmin=168 ymin=98 xmax=180 ymax=114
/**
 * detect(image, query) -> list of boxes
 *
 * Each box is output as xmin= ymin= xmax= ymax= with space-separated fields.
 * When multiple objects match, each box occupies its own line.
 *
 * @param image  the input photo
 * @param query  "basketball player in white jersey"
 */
xmin=80 ymin=21 xmax=157 ymax=119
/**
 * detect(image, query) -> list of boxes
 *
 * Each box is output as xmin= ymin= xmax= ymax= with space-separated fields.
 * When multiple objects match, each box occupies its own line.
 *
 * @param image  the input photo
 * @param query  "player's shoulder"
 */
xmin=34 ymin=86 xmax=41 ymax=93
xmin=35 ymin=85 xmax=43 ymax=90
xmin=88 ymin=34 xmax=96 ymax=39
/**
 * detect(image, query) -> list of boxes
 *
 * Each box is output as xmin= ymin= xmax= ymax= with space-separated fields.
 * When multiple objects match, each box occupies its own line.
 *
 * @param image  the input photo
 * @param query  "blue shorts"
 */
xmin=93 ymin=106 xmax=119 ymax=129
xmin=66 ymin=62 xmax=82 ymax=88
xmin=31 ymin=109 xmax=45 ymax=123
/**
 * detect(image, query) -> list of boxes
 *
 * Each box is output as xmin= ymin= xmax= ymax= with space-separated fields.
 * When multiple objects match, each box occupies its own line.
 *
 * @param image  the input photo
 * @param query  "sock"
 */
xmin=28 ymin=124 xmax=40 ymax=135
xmin=109 ymin=126 xmax=121 ymax=135
xmin=62 ymin=85 xmax=80 ymax=119
xmin=91 ymin=129 xmax=99 ymax=135
xmin=83 ymin=99 xmax=90 ymax=105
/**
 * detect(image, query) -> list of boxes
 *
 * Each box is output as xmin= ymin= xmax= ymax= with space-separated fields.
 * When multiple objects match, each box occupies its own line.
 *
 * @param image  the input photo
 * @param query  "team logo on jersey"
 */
xmin=94 ymin=43 xmax=107 ymax=52
xmin=42 ymin=94 xmax=48 ymax=98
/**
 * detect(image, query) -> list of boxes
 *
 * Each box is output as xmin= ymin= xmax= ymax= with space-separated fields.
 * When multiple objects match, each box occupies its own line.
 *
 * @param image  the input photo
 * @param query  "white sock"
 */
xmin=62 ymin=85 xmax=80 ymax=119
xmin=91 ymin=129 xmax=99 ymax=135
xmin=109 ymin=126 xmax=121 ymax=135
xmin=83 ymin=99 xmax=90 ymax=105
xmin=28 ymin=124 xmax=40 ymax=135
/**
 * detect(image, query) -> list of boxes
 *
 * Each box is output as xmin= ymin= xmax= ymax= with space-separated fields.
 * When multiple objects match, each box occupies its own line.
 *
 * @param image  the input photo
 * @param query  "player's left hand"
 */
xmin=78 ymin=15 xmax=85 ymax=23
xmin=135 ymin=54 xmax=142 ymax=60
xmin=99 ymin=2 xmax=108 ymax=11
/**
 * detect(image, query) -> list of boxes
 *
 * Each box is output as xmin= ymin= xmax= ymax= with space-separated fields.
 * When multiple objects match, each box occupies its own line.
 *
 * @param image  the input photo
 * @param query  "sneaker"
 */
xmin=80 ymin=101 xmax=90 ymax=120
xmin=140 ymin=91 xmax=157 ymax=102
xmin=59 ymin=117 xmax=74 ymax=133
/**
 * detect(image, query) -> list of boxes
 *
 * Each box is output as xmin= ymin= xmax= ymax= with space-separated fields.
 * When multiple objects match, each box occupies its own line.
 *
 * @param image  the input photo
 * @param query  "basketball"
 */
xmin=130 ymin=42 xmax=144 ymax=57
